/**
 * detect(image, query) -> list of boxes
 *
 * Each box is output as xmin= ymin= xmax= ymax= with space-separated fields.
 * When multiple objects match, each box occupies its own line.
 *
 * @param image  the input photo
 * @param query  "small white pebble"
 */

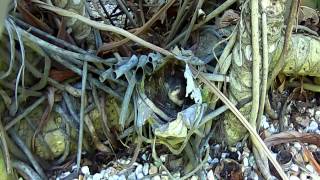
xmin=137 ymin=173 xmax=144 ymax=179
xmin=135 ymin=164 xmax=143 ymax=175
xmin=243 ymin=157 xmax=249 ymax=167
xmin=261 ymin=115 xmax=270 ymax=129
xmin=58 ymin=171 xmax=71 ymax=179
xmin=160 ymin=175 xmax=169 ymax=180
xmin=207 ymin=170 xmax=214 ymax=180
xmin=149 ymin=164 xmax=158 ymax=175
xmin=109 ymin=175 xmax=119 ymax=180
xmin=160 ymin=155 xmax=167 ymax=162
xmin=307 ymin=108 xmax=315 ymax=117
xmin=293 ymin=142 xmax=302 ymax=151
xmin=127 ymin=173 xmax=137 ymax=180
xmin=190 ymin=175 xmax=199 ymax=180
xmin=142 ymin=153 xmax=148 ymax=161
xmin=290 ymin=164 xmax=299 ymax=172
xmin=212 ymin=158 xmax=219 ymax=164
xmin=173 ymin=172 xmax=181 ymax=178
xmin=221 ymin=152 xmax=229 ymax=159
xmin=86 ymin=175 xmax=93 ymax=180
xmin=306 ymin=164 xmax=315 ymax=173
xmin=152 ymin=175 xmax=161 ymax=180
xmin=105 ymin=167 xmax=117 ymax=176
xmin=268 ymin=124 xmax=277 ymax=134
xmin=100 ymin=170 xmax=106 ymax=176
xmin=92 ymin=173 xmax=103 ymax=180
xmin=248 ymin=156 xmax=256 ymax=166
xmin=308 ymin=144 xmax=318 ymax=151
xmin=118 ymin=174 xmax=126 ymax=180
xmin=300 ymin=172 xmax=307 ymax=180
xmin=236 ymin=142 xmax=242 ymax=149
xmin=237 ymin=151 xmax=242 ymax=161
xmin=307 ymin=121 xmax=318 ymax=132
xmin=81 ymin=166 xmax=90 ymax=176
xmin=248 ymin=171 xmax=259 ymax=180
xmin=289 ymin=175 xmax=300 ymax=180
xmin=315 ymin=110 xmax=320 ymax=121
xmin=143 ymin=163 xmax=149 ymax=175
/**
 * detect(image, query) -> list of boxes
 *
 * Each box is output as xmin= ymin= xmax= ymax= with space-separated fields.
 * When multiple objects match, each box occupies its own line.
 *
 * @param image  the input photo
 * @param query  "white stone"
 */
xmin=92 ymin=173 xmax=103 ymax=180
xmin=306 ymin=164 xmax=315 ymax=173
xmin=143 ymin=163 xmax=149 ymax=175
xmin=137 ymin=173 xmax=144 ymax=179
xmin=100 ymin=170 xmax=106 ymax=176
xmin=149 ymin=164 xmax=158 ymax=175
xmin=237 ymin=151 xmax=242 ymax=161
xmin=108 ymin=175 xmax=119 ymax=180
xmin=308 ymin=108 xmax=315 ymax=117
xmin=269 ymin=124 xmax=277 ymax=134
xmin=293 ymin=142 xmax=302 ymax=151
xmin=152 ymin=175 xmax=161 ymax=180
xmin=289 ymin=175 xmax=300 ymax=180
xmin=221 ymin=153 xmax=229 ymax=159
xmin=160 ymin=175 xmax=169 ymax=180
xmin=235 ymin=142 xmax=242 ymax=149
xmin=315 ymin=110 xmax=320 ymax=121
xmin=248 ymin=171 xmax=259 ymax=180
xmin=58 ymin=171 xmax=71 ymax=179
xmin=290 ymin=164 xmax=299 ymax=172
xmin=261 ymin=115 xmax=269 ymax=129
xmin=105 ymin=167 xmax=117 ymax=176
xmin=307 ymin=121 xmax=318 ymax=132
xmin=212 ymin=158 xmax=219 ymax=164
xmin=173 ymin=172 xmax=181 ymax=178
xmin=142 ymin=153 xmax=148 ymax=161
xmin=160 ymin=155 xmax=167 ymax=162
xmin=299 ymin=172 xmax=307 ymax=180
xmin=308 ymin=144 xmax=318 ymax=151
xmin=248 ymin=156 xmax=256 ymax=166
xmin=86 ymin=175 xmax=93 ymax=180
xmin=207 ymin=170 xmax=214 ymax=180
xmin=118 ymin=174 xmax=126 ymax=180
xmin=81 ymin=166 xmax=90 ymax=176
xmin=135 ymin=164 xmax=143 ymax=175
xmin=243 ymin=157 xmax=249 ymax=167
xmin=190 ymin=176 xmax=199 ymax=180
xmin=128 ymin=173 xmax=137 ymax=180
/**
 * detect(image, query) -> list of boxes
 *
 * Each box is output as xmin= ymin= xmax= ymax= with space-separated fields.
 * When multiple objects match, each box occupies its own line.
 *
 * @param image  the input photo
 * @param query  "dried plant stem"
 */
xmin=257 ymin=0 xmax=269 ymax=130
xmin=166 ymin=0 xmax=238 ymax=48
xmin=253 ymin=1 xmax=272 ymax=179
xmin=181 ymin=0 xmax=204 ymax=46
xmin=250 ymin=0 xmax=260 ymax=128
xmin=98 ymin=0 xmax=175 ymax=53
xmin=9 ymin=129 xmax=47 ymax=179
xmin=12 ymin=159 xmax=42 ymax=180
xmin=166 ymin=0 xmax=189 ymax=43
xmin=76 ymin=61 xmax=88 ymax=173
xmin=0 ymin=116 xmax=12 ymax=173
xmin=33 ymin=0 xmax=173 ymax=56
xmin=5 ymin=96 xmax=46 ymax=130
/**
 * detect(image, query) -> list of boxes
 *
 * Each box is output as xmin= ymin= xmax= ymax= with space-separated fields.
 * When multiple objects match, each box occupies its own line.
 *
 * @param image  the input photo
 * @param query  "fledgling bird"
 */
xmin=165 ymin=70 xmax=186 ymax=107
